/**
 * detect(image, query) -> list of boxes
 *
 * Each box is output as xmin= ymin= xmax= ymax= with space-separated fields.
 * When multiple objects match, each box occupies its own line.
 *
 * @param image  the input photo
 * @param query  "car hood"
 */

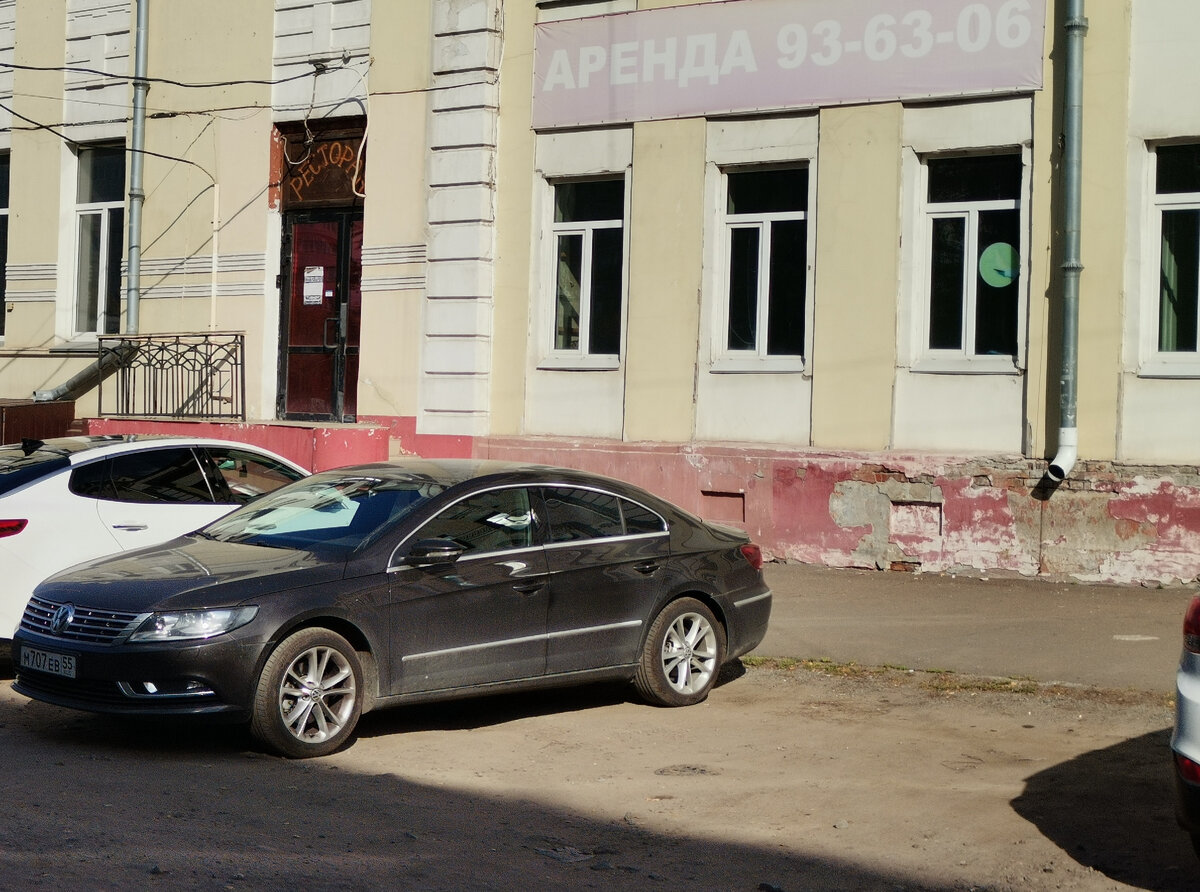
xmin=33 ymin=535 xmax=344 ymax=611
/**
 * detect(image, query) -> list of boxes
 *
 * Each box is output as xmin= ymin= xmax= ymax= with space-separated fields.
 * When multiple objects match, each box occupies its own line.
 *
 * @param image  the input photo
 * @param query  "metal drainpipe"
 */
xmin=125 ymin=0 xmax=148 ymax=335
xmin=1047 ymin=0 xmax=1087 ymax=483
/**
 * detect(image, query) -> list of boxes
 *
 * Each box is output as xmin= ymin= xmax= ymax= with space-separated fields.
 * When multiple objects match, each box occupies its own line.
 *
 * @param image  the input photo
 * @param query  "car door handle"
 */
xmin=512 ymin=581 xmax=545 ymax=594
xmin=112 ymin=524 xmax=149 ymax=531
xmin=634 ymin=562 xmax=661 ymax=575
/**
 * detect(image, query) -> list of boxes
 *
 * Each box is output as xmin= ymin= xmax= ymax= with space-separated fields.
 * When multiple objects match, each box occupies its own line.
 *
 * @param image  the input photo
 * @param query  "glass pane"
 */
xmin=622 ymin=500 xmax=666 ymax=535
xmin=929 ymin=217 xmax=965 ymax=350
xmin=69 ymin=460 xmax=115 ymax=499
xmin=928 ymin=155 xmax=1021 ymax=203
xmin=75 ymin=213 xmax=102 ymax=333
xmin=727 ymin=168 xmax=808 ymax=214
xmin=1157 ymin=145 xmax=1200 ymax=195
xmin=107 ymin=449 xmax=212 ymax=504
xmin=727 ymin=226 xmax=759 ymax=350
xmin=555 ymin=180 xmax=624 ymax=222
xmin=555 ymin=233 xmax=583 ymax=350
xmin=766 ymin=218 xmax=807 ymax=356
xmin=0 ymin=214 xmax=7 ymax=338
xmin=543 ymin=488 xmax=625 ymax=542
xmin=1160 ymin=209 xmax=1200 ymax=352
xmin=417 ymin=489 xmax=533 ymax=554
xmin=974 ymin=209 xmax=1020 ymax=356
xmin=205 ymin=447 xmax=305 ymax=505
xmin=104 ymin=207 xmax=124 ymax=334
xmin=78 ymin=145 xmax=126 ymax=204
xmin=0 ymin=154 xmax=10 ymax=209
xmin=588 ymin=227 xmax=623 ymax=355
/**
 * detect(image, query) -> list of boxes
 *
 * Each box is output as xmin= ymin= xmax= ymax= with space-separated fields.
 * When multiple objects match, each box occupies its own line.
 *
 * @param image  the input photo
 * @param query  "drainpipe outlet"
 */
xmin=1047 ymin=428 xmax=1078 ymax=483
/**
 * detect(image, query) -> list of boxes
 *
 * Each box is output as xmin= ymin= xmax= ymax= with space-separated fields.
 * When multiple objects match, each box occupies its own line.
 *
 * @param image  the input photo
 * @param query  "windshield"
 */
xmin=201 ymin=474 xmax=445 ymax=551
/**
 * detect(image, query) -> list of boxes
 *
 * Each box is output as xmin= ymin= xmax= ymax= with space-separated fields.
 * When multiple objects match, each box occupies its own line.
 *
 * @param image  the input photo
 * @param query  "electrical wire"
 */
xmin=0 ymin=60 xmax=321 ymax=89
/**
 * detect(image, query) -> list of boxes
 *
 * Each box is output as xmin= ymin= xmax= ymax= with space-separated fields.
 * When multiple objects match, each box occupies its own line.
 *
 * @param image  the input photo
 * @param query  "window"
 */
xmin=1154 ymin=144 xmax=1200 ymax=356
xmin=416 ymin=488 xmax=536 ymax=556
xmin=541 ymin=487 xmax=666 ymax=543
xmin=74 ymin=144 xmax=125 ymax=335
xmin=0 ymin=154 xmax=8 ymax=340
xmin=200 ymin=447 xmax=306 ymax=505
xmin=70 ymin=449 xmax=212 ymax=504
xmin=920 ymin=154 xmax=1022 ymax=361
xmin=721 ymin=167 xmax=808 ymax=359
xmin=549 ymin=179 xmax=624 ymax=359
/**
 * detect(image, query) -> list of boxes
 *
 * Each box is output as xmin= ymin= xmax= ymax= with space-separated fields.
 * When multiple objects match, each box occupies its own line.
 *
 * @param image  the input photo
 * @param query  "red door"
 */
xmin=280 ymin=212 xmax=362 ymax=420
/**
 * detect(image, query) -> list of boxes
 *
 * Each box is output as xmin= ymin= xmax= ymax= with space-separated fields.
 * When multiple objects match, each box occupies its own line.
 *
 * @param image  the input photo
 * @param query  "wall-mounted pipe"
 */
xmin=1047 ymin=0 xmax=1087 ymax=483
xmin=125 ymin=0 xmax=148 ymax=335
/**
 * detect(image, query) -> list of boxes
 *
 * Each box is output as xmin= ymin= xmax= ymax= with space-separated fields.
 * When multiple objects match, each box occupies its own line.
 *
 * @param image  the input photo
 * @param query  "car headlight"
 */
xmin=128 ymin=606 xmax=258 ymax=642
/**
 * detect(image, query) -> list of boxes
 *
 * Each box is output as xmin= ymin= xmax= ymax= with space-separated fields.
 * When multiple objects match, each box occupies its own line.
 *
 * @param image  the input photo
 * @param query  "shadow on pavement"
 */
xmin=1012 ymin=728 xmax=1198 ymax=891
xmin=2 ymin=690 xmax=958 ymax=892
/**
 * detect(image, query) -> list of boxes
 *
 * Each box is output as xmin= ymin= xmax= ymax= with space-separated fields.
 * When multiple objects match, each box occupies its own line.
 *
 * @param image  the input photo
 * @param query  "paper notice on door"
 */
xmin=303 ymin=267 xmax=324 ymax=305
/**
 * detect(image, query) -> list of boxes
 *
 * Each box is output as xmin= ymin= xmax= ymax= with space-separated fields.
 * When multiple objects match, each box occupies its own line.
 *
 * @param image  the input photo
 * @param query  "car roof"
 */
xmin=305 ymin=458 xmax=671 ymax=506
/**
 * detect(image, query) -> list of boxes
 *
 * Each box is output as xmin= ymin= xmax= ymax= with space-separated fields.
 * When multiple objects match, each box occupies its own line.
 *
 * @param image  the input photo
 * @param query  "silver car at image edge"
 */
xmin=11 ymin=459 xmax=772 ymax=758
xmin=1174 ymin=594 xmax=1200 ymax=856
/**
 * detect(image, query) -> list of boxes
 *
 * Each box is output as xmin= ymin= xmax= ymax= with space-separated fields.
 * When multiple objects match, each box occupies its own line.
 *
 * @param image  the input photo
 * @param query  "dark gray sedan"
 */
xmin=12 ymin=460 xmax=772 ymax=758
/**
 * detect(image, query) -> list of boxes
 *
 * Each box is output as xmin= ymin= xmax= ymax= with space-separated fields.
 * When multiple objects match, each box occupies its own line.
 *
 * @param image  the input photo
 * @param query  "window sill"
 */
xmin=909 ymin=356 xmax=1022 ymax=375
xmin=1137 ymin=358 xmax=1200 ymax=379
xmin=709 ymin=357 xmax=807 ymax=374
xmin=536 ymin=354 xmax=621 ymax=372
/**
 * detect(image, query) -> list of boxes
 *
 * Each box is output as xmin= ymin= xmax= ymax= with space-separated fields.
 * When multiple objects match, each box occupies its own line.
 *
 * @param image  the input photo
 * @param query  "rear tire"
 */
xmin=251 ymin=628 xmax=363 ymax=758
xmin=634 ymin=598 xmax=726 ymax=707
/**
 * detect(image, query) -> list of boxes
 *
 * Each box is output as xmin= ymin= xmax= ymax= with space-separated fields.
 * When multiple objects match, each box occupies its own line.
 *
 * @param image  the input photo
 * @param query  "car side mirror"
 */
xmin=400 ymin=538 xmax=466 ymax=566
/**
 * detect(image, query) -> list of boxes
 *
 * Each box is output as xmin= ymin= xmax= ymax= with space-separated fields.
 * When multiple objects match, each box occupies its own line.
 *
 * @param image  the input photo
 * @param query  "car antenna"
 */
xmin=20 ymin=438 xmax=44 ymax=456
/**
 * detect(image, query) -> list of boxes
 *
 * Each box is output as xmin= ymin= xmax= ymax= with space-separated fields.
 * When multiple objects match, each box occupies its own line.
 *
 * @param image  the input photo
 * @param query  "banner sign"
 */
xmin=532 ymin=0 xmax=1046 ymax=129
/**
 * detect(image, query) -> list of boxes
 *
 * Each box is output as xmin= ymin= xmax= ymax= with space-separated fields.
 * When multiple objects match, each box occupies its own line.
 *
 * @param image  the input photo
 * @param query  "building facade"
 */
xmin=1 ymin=0 xmax=1199 ymax=585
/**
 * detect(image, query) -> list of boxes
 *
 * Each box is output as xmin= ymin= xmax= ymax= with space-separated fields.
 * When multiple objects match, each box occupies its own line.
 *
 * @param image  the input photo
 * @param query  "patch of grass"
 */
xmin=922 ymin=674 xmax=1038 ymax=695
xmin=743 ymin=656 xmax=1171 ymax=705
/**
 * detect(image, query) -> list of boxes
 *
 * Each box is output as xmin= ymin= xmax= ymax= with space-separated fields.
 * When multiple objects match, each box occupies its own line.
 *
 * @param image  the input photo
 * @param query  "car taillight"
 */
xmin=1185 ymin=596 xmax=1200 ymax=654
xmin=1178 ymin=752 xmax=1200 ymax=785
xmin=0 ymin=519 xmax=27 ymax=538
xmin=739 ymin=543 xmax=763 ymax=570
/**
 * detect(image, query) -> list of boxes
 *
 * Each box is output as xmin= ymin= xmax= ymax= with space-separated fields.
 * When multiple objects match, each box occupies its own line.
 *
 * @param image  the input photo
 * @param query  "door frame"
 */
xmin=277 ymin=208 xmax=363 ymax=422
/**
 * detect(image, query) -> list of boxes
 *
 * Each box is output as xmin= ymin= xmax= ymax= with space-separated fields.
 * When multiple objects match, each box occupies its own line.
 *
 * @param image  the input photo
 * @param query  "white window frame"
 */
xmin=911 ymin=149 xmax=1029 ymax=375
xmin=73 ymin=201 xmax=123 ymax=336
xmin=713 ymin=164 xmax=809 ymax=371
xmin=1140 ymin=141 xmax=1200 ymax=378
xmin=539 ymin=174 xmax=629 ymax=371
xmin=72 ymin=144 xmax=125 ymax=337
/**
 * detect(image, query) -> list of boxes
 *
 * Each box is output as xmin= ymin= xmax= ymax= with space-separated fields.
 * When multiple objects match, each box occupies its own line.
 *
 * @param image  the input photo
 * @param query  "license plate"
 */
xmin=19 ymin=646 xmax=76 ymax=679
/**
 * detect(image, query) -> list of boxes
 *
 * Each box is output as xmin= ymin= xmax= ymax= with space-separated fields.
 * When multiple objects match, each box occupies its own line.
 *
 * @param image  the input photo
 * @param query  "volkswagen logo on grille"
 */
xmin=50 ymin=604 xmax=76 ymax=635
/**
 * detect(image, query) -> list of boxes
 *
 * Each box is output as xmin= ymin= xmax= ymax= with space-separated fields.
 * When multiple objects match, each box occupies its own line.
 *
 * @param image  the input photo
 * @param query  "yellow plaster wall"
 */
xmin=1073 ymin=2 xmax=1129 ymax=461
xmin=491 ymin=1 xmax=536 ymax=434
xmin=810 ymin=103 xmax=902 ymax=451
xmin=622 ymin=118 xmax=705 ymax=443
xmin=4 ymin=0 xmax=67 ymax=354
xmin=354 ymin=0 xmax=433 ymax=419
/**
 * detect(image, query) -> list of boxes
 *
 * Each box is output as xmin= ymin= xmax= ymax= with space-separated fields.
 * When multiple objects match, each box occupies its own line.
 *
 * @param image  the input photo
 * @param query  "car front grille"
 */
xmin=19 ymin=595 xmax=144 ymax=644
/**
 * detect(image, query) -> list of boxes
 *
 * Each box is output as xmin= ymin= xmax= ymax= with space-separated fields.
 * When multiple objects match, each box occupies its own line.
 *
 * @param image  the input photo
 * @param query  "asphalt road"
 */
xmin=758 ymin=562 xmax=1195 ymax=693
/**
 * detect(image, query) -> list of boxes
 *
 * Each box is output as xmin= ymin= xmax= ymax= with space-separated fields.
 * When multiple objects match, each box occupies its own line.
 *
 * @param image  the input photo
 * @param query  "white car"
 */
xmin=0 ymin=435 xmax=308 ymax=639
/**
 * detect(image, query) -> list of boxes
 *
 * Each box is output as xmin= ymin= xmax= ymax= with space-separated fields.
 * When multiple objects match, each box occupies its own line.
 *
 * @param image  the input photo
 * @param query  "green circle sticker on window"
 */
xmin=979 ymin=242 xmax=1018 ymax=289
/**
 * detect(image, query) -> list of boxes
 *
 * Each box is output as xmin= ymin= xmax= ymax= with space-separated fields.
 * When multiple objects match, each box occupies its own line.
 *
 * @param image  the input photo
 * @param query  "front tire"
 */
xmin=635 ymin=598 xmax=726 ymax=707
xmin=251 ymin=628 xmax=363 ymax=758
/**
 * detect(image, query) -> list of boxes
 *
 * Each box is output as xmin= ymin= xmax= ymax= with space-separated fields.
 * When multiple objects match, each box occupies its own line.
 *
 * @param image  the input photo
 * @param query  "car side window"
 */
xmin=203 ymin=447 xmax=305 ymax=504
xmin=80 ymin=448 xmax=214 ymax=504
xmin=542 ymin=487 xmax=667 ymax=542
xmin=415 ymin=488 xmax=534 ymax=555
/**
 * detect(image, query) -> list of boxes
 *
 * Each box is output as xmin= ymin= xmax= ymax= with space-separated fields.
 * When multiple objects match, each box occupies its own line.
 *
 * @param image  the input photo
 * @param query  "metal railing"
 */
xmin=97 ymin=333 xmax=246 ymax=420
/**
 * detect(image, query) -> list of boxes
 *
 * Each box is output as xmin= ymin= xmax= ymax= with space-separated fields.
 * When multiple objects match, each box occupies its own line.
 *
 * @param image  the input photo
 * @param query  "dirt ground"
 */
xmin=0 ymin=660 xmax=1191 ymax=891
